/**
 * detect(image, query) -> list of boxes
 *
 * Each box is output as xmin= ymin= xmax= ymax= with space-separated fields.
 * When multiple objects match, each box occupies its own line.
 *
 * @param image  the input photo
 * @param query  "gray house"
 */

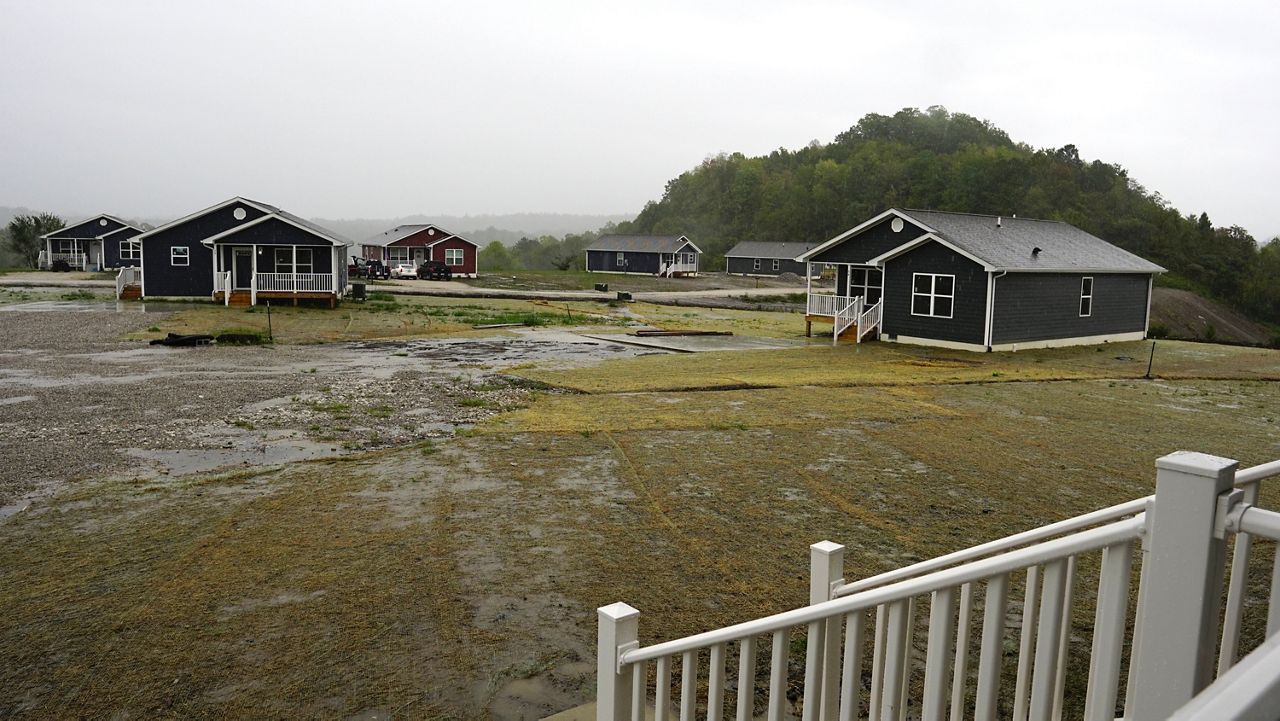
xmin=725 ymin=241 xmax=818 ymax=277
xmin=797 ymin=209 xmax=1165 ymax=351
xmin=585 ymin=235 xmax=701 ymax=276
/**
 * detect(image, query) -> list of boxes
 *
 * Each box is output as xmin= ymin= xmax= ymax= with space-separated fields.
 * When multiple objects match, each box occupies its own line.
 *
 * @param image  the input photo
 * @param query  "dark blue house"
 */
xmin=585 ymin=235 xmax=701 ymax=277
xmin=39 ymin=214 xmax=144 ymax=271
xmin=797 ymin=209 xmax=1165 ymax=351
xmin=130 ymin=197 xmax=351 ymax=306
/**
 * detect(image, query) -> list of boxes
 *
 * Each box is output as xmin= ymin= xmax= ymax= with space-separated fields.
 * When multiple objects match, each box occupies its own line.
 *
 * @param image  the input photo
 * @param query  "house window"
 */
xmin=55 ymin=239 xmax=76 ymax=254
xmin=616 ymin=252 xmax=625 ymax=267
xmin=119 ymin=239 xmax=141 ymax=261
xmin=848 ymin=266 xmax=883 ymax=304
xmin=1080 ymin=277 xmax=1093 ymax=317
xmin=171 ymin=246 xmax=189 ymax=266
xmin=772 ymin=258 xmax=781 ymax=271
xmin=683 ymin=252 xmax=695 ymax=264
xmin=388 ymin=247 xmax=410 ymax=264
xmin=296 ymin=248 xmax=312 ymax=274
xmin=445 ymin=248 xmax=464 ymax=266
xmin=753 ymin=258 xmax=761 ymax=271
xmin=275 ymin=248 xmax=313 ymax=273
xmin=911 ymin=273 xmax=954 ymax=318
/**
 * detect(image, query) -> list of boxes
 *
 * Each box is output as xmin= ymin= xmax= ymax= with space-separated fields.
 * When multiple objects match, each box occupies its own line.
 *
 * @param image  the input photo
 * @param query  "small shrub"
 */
xmin=1148 ymin=322 xmax=1169 ymax=339
xmin=216 ymin=330 xmax=270 ymax=345
xmin=1203 ymin=323 xmax=1217 ymax=342
xmin=231 ymin=419 xmax=255 ymax=430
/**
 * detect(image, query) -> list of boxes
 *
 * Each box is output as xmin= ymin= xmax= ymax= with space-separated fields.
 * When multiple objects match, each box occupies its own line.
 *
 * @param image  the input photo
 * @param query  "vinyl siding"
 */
xmin=586 ymin=250 xmax=661 ymax=274
xmin=881 ymin=240 xmax=988 ymax=345
xmin=103 ymin=227 xmax=143 ymax=268
xmin=992 ymin=272 xmax=1150 ymax=344
xmin=810 ymin=215 xmax=929 ymax=264
xmin=141 ymin=203 xmax=269 ymax=297
xmin=430 ymin=238 xmax=477 ymax=275
xmin=726 ymin=257 xmax=808 ymax=276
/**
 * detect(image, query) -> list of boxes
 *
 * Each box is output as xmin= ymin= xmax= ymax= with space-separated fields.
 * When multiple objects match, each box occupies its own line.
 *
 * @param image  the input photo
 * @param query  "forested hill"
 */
xmin=614 ymin=106 xmax=1279 ymax=327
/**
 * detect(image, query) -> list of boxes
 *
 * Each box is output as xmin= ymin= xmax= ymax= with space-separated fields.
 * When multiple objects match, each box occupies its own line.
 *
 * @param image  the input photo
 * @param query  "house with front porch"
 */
xmin=796 ymin=209 xmax=1164 ymax=351
xmin=38 ymin=214 xmax=144 ymax=271
xmin=358 ymin=224 xmax=479 ymax=278
xmin=127 ymin=197 xmax=350 ymax=307
xmin=585 ymin=235 xmax=701 ymax=276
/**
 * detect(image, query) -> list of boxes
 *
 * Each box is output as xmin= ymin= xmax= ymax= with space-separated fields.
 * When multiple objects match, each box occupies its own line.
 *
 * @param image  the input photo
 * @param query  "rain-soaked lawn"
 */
xmin=2 ymin=339 xmax=1279 ymax=718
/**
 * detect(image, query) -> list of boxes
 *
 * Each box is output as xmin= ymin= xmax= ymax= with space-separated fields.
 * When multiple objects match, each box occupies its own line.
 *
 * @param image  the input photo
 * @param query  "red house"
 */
xmin=359 ymin=224 xmax=478 ymax=278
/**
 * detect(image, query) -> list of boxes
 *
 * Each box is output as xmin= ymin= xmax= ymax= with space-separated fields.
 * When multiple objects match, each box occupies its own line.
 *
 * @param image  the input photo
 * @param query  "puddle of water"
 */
xmin=346 ymin=332 xmax=660 ymax=370
xmin=0 ymin=300 xmax=186 ymax=313
xmin=0 ymin=395 xmax=35 ymax=405
xmin=123 ymin=436 xmax=340 ymax=476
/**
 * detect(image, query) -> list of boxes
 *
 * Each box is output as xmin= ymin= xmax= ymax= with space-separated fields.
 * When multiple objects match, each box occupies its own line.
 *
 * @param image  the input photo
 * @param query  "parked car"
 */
xmin=416 ymin=260 xmax=453 ymax=280
xmin=390 ymin=263 xmax=417 ymax=279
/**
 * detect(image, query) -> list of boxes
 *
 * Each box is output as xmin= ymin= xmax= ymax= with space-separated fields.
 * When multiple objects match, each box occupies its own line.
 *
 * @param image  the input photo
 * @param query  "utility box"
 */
xmin=594 ymin=283 xmax=609 ymax=292
xmin=350 ymin=282 xmax=367 ymax=301
xmin=616 ymin=291 xmax=632 ymax=301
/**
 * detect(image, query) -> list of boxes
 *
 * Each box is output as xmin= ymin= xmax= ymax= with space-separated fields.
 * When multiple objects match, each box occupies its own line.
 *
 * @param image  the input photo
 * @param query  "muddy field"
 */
xmin=0 ymin=305 xmax=658 ymax=512
xmin=2 ymin=298 xmax=1279 ymax=719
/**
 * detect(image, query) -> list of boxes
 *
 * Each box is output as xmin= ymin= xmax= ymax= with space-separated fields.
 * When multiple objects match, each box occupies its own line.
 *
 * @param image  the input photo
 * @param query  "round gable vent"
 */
xmin=99 ymin=218 xmax=109 ymax=226
xmin=427 ymin=228 xmax=435 ymax=236
xmin=891 ymin=217 xmax=904 ymax=233
xmin=233 ymin=207 xmax=247 ymax=221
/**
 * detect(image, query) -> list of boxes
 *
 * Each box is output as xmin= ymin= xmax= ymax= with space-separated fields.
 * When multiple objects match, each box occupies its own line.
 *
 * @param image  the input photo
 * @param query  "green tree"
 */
xmin=6 ymin=213 xmax=64 ymax=268
xmin=477 ymin=241 xmax=520 ymax=271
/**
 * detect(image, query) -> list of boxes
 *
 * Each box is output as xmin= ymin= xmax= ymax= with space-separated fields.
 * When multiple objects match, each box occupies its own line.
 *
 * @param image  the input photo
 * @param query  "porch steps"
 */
xmin=118 ymin=286 xmax=142 ymax=301
xmin=227 ymin=290 xmax=252 ymax=307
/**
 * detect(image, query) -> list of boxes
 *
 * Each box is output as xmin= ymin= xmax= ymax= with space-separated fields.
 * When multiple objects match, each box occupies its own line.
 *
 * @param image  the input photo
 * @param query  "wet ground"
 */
xmin=0 ymin=306 xmax=665 ymax=512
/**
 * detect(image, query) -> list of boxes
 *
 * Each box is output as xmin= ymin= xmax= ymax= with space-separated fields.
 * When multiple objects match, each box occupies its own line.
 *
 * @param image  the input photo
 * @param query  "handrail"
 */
xmin=621 ymin=515 xmax=1145 ymax=666
xmin=838 ymin=495 xmax=1151 ymax=595
xmin=1236 ymin=459 xmax=1280 ymax=486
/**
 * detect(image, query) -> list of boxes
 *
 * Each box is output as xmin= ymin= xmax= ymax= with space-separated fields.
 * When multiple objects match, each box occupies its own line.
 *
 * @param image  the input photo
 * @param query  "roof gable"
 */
xmin=587 ymin=234 xmax=702 ymax=254
xmin=41 ymin=214 xmax=142 ymax=240
xmin=725 ymin=241 xmax=819 ymax=259
xmin=202 ymin=213 xmax=349 ymax=247
xmin=132 ymin=197 xmax=278 ymax=244
xmin=363 ymin=223 xmax=474 ymax=248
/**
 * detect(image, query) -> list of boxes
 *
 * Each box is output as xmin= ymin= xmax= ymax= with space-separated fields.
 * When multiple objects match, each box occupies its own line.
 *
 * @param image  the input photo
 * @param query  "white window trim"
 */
xmin=119 ymin=239 xmax=141 ymax=261
xmin=296 ymin=247 xmax=313 ymax=274
xmin=388 ymin=247 xmax=410 ymax=264
xmin=616 ymin=252 xmax=625 ymax=267
xmin=848 ymin=265 xmax=884 ymax=302
xmin=444 ymin=248 xmax=464 ymax=266
xmin=772 ymin=258 xmax=781 ymax=271
xmin=910 ymin=272 xmax=955 ymax=319
xmin=171 ymin=246 xmax=189 ymax=266
xmin=1080 ymin=276 xmax=1093 ymax=317
xmin=753 ymin=258 xmax=761 ymax=271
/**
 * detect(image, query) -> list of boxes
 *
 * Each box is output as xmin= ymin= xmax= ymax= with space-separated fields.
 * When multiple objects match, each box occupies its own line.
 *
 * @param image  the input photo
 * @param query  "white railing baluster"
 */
xmin=803 ymin=621 xmax=824 ymax=721
xmin=1030 ymin=559 xmax=1067 ymax=721
xmin=657 ymin=656 xmax=671 ymax=721
xmin=949 ymin=583 xmax=974 ymax=721
xmin=1051 ymin=556 xmax=1077 ymax=721
xmin=869 ymin=605 xmax=887 ymax=721
xmin=768 ymin=630 xmax=787 ymax=721
xmin=680 ymin=651 xmax=696 ymax=721
xmin=1086 ymin=541 xmax=1133 ymax=721
xmin=1269 ymin=551 xmax=1280 ymax=639
xmin=922 ymin=587 xmax=957 ymax=721
xmin=710 ymin=643 xmax=726 ymax=719
xmin=736 ymin=637 xmax=755 ymax=721
xmin=839 ymin=611 xmax=864 ymax=721
xmin=974 ymin=574 xmax=1008 ymax=721
xmin=899 ymin=598 xmax=915 ymax=721
xmin=1013 ymin=565 xmax=1040 ymax=721
xmin=633 ymin=662 xmax=646 ymax=721
xmin=879 ymin=599 xmax=910 ymax=721
xmin=1220 ymin=482 xmax=1260 ymax=673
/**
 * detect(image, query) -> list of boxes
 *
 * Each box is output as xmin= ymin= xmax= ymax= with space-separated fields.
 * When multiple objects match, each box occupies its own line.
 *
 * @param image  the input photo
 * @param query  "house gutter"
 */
xmin=985 ymin=270 xmax=1007 ymax=351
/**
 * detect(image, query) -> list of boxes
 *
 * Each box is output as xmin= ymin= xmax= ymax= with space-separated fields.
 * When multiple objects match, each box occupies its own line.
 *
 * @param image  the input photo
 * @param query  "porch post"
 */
xmin=251 ymin=245 xmax=258 ymax=305
xmin=1128 ymin=451 xmax=1238 ymax=721
xmin=292 ymin=245 xmax=298 ymax=294
xmin=597 ymin=602 xmax=639 ymax=721
xmin=807 ymin=541 xmax=845 ymax=721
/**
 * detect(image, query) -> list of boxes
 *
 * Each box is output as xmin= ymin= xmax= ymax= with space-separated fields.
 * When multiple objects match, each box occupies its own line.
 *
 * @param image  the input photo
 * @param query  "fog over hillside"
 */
xmin=0 ymin=207 xmax=631 ymax=246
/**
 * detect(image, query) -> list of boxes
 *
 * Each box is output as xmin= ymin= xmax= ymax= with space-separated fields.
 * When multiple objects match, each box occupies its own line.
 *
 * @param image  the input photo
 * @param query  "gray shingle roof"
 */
xmin=276 ymin=210 xmax=352 ymax=246
xmin=892 ymin=209 xmax=1165 ymax=273
xmin=361 ymin=224 xmax=457 ymax=247
xmin=724 ymin=241 xmax=817 ymax=260
xmin=587 ymin=234 xmax=700 ymax=254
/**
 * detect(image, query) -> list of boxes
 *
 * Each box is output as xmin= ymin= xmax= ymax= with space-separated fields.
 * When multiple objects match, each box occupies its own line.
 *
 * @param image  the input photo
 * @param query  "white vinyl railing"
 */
xmin=596 ymin=452 xmax=1280 ymax=721
xmin=115 ymin=266 xmax=140 ymax=299
xmin=807 ymin=293 xmax=857 ymax=318
xmin=39 ymin=250 xmax=87 ymax=270
xmin=663 ymin=261 xmax=698 ymax=277
xmin=833 ymin=297 xmax=860 ymax=343
xmin=255 ymin=272 xmax=334 ymax=293
xmin=856 ymin=300 xmax=882 ymax=343
xmin=213 ymin=271 xmax=232 ymax=305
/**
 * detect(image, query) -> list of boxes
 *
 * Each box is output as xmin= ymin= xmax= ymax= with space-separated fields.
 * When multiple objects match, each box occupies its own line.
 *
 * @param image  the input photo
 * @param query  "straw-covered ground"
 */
xmin=2 ymin=291 xmax=1279 ymax=718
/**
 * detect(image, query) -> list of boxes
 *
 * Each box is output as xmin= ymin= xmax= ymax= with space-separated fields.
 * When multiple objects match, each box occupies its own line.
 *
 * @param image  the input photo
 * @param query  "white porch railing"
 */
xmin=663 ymin=261 xmax=698 ymax=277
xmin=255 ymin=273 xmax=335 ymax=293
xmin=596 ymin=452 xmax=1280 ymax=721
xmin=115 ymin=266 xmax=141 ymax=299
xmin=856 ymin=300 xmax=882 ymax=343
xmin=807 ymin=293 xmax=857 ymax=318
xmin=38 ymin=251 xmax=87 ymax=270
xmin=833 ymin=296 xmax=860 ymax=343
xmin=213 ymin=271 xmax=231 ymax=305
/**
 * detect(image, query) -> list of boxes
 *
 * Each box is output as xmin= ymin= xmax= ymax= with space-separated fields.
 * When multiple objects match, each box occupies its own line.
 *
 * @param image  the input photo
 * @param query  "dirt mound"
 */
xmin=1150 ymin=287 xmax=1274 ymax=345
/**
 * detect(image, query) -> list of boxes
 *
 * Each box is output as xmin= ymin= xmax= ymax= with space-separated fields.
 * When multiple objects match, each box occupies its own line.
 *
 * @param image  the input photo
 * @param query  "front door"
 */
xmin=233 ymin=248 xmax=253 ymax=289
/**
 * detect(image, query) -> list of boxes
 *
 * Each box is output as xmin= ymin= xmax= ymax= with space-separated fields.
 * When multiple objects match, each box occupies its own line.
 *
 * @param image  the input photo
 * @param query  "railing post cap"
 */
xmin=1156 ymin=451 xmax=1239 ymax=477
xmin=598 ymin=602 xmax=640 ymax=621
xmin=811 ymin=540 xmax=845 ymax=555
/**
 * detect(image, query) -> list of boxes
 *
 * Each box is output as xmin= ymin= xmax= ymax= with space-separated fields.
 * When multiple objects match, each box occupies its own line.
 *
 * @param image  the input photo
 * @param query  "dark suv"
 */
xmin=416 ymin=261 xmax=452 ymax=280
xmin=360 ymin=260 xmax=390 ymax=280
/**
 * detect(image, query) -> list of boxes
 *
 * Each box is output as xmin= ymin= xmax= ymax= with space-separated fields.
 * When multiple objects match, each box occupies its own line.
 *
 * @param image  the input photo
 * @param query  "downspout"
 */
xmin=986 ymin=271 xmax=1007 ymax=351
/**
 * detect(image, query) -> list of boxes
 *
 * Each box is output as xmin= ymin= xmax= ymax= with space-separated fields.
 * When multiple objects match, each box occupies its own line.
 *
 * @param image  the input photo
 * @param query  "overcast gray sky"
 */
xmin=1 ymin=0 xmax=1277 ymax=238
